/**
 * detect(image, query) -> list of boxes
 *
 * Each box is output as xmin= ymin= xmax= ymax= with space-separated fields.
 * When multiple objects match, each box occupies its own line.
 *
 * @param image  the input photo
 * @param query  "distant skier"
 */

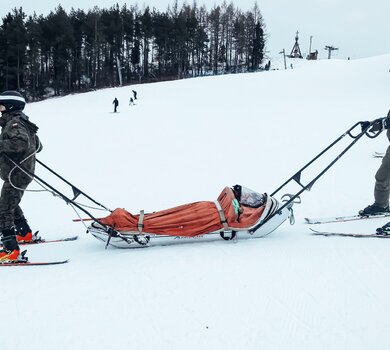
xmin=129 ymin=97 xmax=135 ymax=106
xmin=132 ymin=90 xmax=137 ymax=100
xmin=113 ymin=98 xmax=119 ymax=113
xmin=0 ymin=91 xmax=42 ymax=262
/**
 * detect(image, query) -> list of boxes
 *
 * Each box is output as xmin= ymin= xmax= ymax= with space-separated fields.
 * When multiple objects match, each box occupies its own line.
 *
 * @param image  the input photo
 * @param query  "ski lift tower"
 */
xmin=325 ymin=45 xmax=338 ymax=59
xmin=288 ymin=31 xmax=303 ymax=58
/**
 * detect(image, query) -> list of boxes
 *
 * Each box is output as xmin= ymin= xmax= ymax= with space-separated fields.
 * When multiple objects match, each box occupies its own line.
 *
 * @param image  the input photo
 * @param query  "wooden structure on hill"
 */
xmin=288 ymin=31 xmax=303 ymax=58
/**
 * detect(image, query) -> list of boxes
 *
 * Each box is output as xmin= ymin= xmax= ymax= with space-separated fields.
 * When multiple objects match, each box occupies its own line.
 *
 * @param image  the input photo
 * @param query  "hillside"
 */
xmin=3 ymin=54 xmax=390 ymax=350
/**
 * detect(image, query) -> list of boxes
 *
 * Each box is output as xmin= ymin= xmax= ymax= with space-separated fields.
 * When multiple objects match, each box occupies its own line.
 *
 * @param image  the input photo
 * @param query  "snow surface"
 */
xmin=2 ymin=55 xmax=390 ymax=349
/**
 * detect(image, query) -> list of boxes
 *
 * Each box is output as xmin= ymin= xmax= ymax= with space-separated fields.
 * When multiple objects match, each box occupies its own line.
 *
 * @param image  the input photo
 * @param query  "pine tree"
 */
xmin=0 ymin=8 xmax=27 ymax=91
xmin=25 ymin=13 xmax=43 ymax=99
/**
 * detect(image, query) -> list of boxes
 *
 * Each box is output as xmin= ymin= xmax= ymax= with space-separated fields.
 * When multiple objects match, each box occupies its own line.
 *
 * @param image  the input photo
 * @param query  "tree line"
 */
xmin=0 ymin=1 xmax=266 ymax=100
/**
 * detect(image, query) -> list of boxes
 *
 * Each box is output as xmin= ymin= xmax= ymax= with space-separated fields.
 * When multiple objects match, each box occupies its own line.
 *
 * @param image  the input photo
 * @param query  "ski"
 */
xmin=0 ymin=250 xmax=69 ymax=266
xmin=1 ymin=234 xmax=78 ymax=246
xmin=373 ymin=151 xmax=385 ymax=158
xmin=0 ymin=259 xmax=69 ymax=266
xmin=304 ymin=213 xmax=390 ymax=224
xmin=18 ymin=235 xmax=78 ymax=245
xmin=310 ymin=228 xmax=390 ymax=238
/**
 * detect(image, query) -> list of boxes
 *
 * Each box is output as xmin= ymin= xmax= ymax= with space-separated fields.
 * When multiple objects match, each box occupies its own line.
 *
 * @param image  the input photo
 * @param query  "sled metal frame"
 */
xmin=249 ymin=118 xmax=384 ymax=233
xmin=3 ymin=117 xmax=385 ymax=246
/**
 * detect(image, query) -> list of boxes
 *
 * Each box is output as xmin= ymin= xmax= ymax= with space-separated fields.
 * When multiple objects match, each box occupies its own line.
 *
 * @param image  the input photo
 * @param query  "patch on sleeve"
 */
xmin=11 ymin=123 xmax=19 ymax=128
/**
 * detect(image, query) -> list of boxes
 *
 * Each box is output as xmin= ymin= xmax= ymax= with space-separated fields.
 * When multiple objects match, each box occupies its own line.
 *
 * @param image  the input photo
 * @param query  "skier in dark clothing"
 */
xmin=0 ymin=91 xmax=42 ymax=262
xmin=129 ymin=97 xmax=135 ymax=106
xmin=360 ymin=112 xmax=390 ymax=233
xmin=113 ymin=98 xmax=119 ymax=113
xmin=132 ymin=90 xmax=137 ymax=100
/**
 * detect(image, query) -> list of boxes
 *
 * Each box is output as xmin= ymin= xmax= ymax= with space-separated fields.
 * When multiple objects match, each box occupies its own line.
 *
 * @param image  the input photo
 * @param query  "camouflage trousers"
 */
xmin=0 ymin=181 xmax=27 ymax=231
xmin=374 ymin=145 xmax=390 ymax=208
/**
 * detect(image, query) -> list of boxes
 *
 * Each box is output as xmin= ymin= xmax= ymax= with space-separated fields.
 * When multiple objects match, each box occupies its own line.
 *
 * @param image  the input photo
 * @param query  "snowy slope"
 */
xmin=1 ymin=54 xmax=390 ymax=350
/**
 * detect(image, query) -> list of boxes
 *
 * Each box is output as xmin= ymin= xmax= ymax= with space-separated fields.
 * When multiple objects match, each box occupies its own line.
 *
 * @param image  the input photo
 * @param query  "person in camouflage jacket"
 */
xmin=0 ymin=91 xmax=42 ymax=262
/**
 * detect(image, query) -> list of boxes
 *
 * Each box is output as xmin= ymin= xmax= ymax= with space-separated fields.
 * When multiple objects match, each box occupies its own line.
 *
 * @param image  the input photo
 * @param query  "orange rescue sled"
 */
xmin=88 ymin=186 xmax=295 ymax=248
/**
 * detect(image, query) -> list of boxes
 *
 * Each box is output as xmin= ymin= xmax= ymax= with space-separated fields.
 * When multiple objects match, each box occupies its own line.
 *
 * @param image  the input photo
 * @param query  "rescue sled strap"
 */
xmin=138 ymin=210 xmax=145 ymax=234
xmin=214 ymin=201 xmax=229 ymax=231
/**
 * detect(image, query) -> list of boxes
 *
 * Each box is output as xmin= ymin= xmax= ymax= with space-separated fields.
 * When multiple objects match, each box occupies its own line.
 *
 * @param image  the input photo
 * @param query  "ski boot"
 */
xmin=0 ymin=227 xmax=26 ymax=263
xmin=359 ymin=204 xmax=390 ymax=217
xmin=15 ymin=217 xmax=41 ymax=243
xmin=377 ymin=222 xmax=390 ymax=236
xmin=0 ymin=248 xmax=22 ymax=262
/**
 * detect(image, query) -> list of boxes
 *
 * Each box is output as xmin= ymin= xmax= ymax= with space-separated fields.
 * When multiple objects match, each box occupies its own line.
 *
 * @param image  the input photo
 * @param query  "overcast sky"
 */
xmin=1 ymin=0 xmax=389 ymax=60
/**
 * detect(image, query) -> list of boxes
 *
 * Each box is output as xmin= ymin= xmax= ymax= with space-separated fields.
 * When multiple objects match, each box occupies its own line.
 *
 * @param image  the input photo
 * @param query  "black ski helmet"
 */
xmin=0 ymin=91 xmax=26 ymax=112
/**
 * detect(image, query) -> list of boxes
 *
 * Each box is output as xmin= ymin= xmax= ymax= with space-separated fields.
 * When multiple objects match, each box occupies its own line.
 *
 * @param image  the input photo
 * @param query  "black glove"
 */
xmin=361 ymin=121 xmax=370 ymax=131
xmin=369 ymin=119 xmax=384 ymax=132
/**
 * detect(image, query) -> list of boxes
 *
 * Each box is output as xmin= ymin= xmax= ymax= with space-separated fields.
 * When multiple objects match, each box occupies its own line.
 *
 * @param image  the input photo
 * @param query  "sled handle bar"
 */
xmin=250 ymin=118 xmax=386 ymax=232
xmin=352 ymin=119 xmax=385 ymax=139
xmin=5 ymin=155 xmax=132 ymax=249
xmin=348 ymin=120 xmax=383 ymax=139
xmin=35 ymin=158 xmax=111 ymax=212
xmin=271 ymin=118 xmax=384 ymax=198
xmin=3 ymin=154 xmax=110 ymax=230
